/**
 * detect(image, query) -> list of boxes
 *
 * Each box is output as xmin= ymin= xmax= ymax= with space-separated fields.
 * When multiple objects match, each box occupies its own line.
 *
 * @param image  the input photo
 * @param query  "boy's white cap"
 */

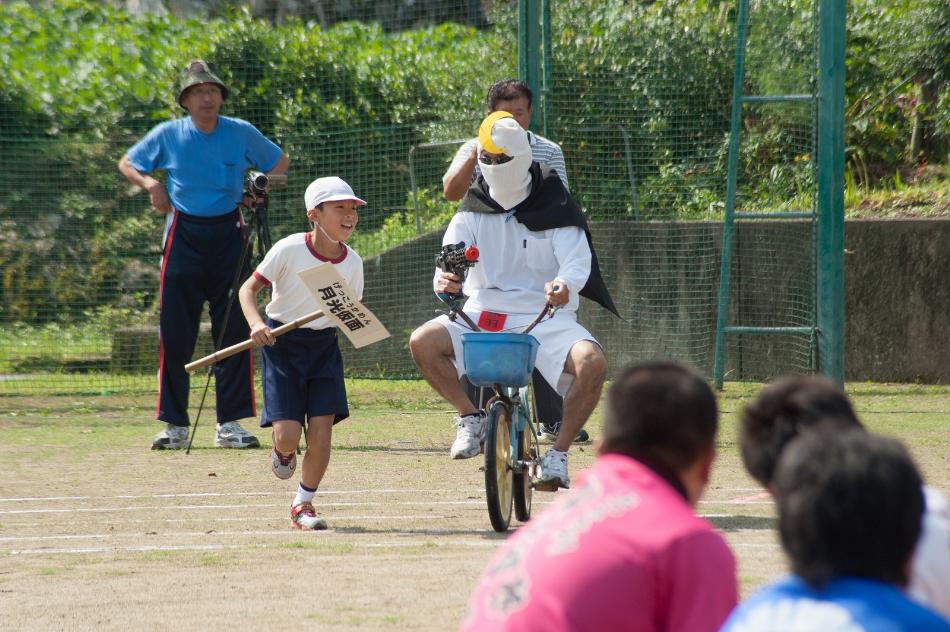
xmin=305 ymin=177 xmax=366 ymax=210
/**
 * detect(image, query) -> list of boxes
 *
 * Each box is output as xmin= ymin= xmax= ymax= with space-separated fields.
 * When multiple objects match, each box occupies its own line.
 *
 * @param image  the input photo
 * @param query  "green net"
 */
xmin=0 ymin=0 xmax=903 ymax=398
xmin=718 ymin=0 xmax=820 ymax=380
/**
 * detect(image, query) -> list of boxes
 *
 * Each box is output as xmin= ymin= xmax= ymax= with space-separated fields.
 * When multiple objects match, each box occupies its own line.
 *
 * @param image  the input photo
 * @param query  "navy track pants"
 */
xmin=157 ymin=209 xmax=255 ymax=426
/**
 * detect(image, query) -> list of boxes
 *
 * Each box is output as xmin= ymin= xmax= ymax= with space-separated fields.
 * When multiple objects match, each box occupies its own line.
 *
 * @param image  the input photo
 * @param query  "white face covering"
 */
xmin=480 ymin=152 xmax=533 ymax=210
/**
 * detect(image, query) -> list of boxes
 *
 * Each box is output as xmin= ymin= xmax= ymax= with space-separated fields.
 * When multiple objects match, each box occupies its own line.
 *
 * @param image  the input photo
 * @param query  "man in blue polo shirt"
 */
xmin=118 ymin=59 xmax=289 ymax=450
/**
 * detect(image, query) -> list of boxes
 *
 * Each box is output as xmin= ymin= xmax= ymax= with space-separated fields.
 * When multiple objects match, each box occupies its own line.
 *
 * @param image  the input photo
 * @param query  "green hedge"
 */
xmin=0 ymin=1 xmax=507 ymax=322
xmin=0 ymin=0 xmax=944 ymax=323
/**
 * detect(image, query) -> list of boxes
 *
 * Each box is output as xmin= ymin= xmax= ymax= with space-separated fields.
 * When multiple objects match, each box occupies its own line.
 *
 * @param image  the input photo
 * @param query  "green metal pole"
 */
xmin=816 ymin=0 xmax=846 ymax=386
xmin=541 ymin=0 xmax=552 ymax=138
xmin=712 ymin=0 xmax=750 ymax=389
xmin=518 ymin=0 xmax=528 ymax=82
xmin=518 ymin=0 xmax=542 ymax=130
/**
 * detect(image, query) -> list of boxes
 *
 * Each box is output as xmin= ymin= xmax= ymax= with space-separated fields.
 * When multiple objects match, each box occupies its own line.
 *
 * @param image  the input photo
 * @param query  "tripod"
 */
xmin=185 ymin=187 xmax=273 ymax=454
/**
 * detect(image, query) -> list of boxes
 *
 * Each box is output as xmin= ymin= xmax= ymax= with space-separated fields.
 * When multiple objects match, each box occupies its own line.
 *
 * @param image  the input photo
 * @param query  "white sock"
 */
xmin=293 ymin=484 xmax=316 ymax=507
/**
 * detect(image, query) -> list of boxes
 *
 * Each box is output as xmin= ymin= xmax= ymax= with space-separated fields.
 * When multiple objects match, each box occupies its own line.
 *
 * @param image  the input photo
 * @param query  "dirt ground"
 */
xmin=1 ymin=382 xmax=945 ymax=631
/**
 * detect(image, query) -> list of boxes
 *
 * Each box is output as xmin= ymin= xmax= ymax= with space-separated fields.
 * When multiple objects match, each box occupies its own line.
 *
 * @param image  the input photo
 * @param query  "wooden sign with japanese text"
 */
xmin=297 ymin=264 xmax=390 ymax=349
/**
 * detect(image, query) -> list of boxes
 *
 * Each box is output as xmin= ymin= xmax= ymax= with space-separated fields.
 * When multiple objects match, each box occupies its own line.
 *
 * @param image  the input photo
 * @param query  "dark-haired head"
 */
xmin=775 ymin=430 xmax=923 ymax=589
xmin=600 ymin=362 xmax=718 ymax=500
xmin=487 ymin=79 xmax=533 ymax=111
xmin=740 ymin=375 xmax=863 ymax=489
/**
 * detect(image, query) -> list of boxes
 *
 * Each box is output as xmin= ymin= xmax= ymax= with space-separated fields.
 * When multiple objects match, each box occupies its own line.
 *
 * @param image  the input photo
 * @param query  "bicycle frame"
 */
xmin=453 ymin=293 xmax=562 ymax=531
xmin=487 ymin=385 xmax=537 ymax=475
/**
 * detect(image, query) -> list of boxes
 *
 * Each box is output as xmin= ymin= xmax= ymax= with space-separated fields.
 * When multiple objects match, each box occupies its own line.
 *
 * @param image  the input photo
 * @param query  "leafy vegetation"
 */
xmin=0 ymin=0 xmax=946 ymax=329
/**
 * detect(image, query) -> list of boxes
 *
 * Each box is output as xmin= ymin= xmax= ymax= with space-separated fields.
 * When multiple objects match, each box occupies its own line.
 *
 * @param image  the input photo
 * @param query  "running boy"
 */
xmin=239 ymin=176 xmax=365 ymax=530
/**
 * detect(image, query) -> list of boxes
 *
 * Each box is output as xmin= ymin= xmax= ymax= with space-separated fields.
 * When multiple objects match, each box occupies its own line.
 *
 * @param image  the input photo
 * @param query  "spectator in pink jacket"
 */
xmin=460 ymin=361 xmax=738 ymax=632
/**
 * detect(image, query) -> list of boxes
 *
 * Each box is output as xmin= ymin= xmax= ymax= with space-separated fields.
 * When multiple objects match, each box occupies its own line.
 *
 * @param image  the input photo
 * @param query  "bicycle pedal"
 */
xmin=532 ymin=479 xmax=561 ymax=492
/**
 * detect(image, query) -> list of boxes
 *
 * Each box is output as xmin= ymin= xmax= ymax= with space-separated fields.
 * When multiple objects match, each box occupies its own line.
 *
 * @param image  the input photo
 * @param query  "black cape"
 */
xmin=457 ymin=163 xmax=619 ymax=317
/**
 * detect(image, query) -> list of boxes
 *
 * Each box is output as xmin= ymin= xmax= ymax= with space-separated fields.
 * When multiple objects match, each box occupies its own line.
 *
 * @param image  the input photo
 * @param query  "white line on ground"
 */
xmin=0 ymin=489 xmax=485 ymax=503
xmin=0 ymin=488 xmax=769 ymax=504
xmin=0 ymin=529 xmax=506 ymax=542
xmin=0 ymin=499 xmax=532 ymax=516
xmin=0 ymin=514 xmax=452 ymax=528
xmin=0 ymin=529 xmax=316 ymax=542
xmin=5 ymin=538 xmax=502 ymax=556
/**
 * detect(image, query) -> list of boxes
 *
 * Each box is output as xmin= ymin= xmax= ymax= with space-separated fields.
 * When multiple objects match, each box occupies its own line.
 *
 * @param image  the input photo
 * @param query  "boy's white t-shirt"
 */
xmin=253 ymin=232 xmax=364 ymax=331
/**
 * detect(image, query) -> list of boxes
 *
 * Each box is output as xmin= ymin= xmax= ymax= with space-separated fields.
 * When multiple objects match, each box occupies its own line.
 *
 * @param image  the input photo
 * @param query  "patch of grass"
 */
xmin=139 ymin=550 xmax=186 ymax=562
xmin=0 ymin=374 xmax=154 ymax=398
xmin=198 ymin=552 xmax=231 ymax=567
xmin=40 ymin=566 xmax=72 ymax=575
xmin=846 ymin=163 xmax=950 ymax=219
xmin=307 ymin=609 xmax=405 ymax=627
xmin=277 ymin=541 xmax=356 ymax=554
xmin=0 ymin=322 xmax=113 ymax=374
xmin=2 ymin=379 xmax=948 ymax=456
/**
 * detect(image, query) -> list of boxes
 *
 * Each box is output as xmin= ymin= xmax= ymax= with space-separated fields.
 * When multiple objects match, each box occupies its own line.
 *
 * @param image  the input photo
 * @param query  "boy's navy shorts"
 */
xmin=260 ymin=319 xmax=349 ymax=426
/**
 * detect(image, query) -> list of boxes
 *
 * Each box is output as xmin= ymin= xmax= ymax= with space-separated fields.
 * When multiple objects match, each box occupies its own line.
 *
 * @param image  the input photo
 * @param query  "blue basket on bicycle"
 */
xmin=461 ymin=332 xmax=540 ymax=387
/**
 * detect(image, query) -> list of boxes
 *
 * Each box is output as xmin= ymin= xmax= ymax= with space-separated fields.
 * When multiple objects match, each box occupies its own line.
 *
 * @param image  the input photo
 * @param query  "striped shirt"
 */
xmin=444 ymin=131 xmax=569 ymax=190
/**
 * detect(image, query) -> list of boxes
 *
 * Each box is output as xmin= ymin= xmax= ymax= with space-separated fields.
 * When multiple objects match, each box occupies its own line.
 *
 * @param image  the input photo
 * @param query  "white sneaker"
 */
xmin=450 ymin=411 xmax=486 ymax=459
xmin=271 ymin=448 xmax=297 ymax=480
xmin=151 ymin=423 xmax=189 ymax=450
xmin=291 ymin=502 xmax=328 ymax=530
xmin=215 ymin=421 xmax=261 ymax=449
xmin=535 ymin=448 xmax=570 ymax=489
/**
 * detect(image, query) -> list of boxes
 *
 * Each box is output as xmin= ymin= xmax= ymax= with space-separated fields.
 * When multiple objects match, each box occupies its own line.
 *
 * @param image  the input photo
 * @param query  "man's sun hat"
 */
xmin=305 ymin=177 xmax=367 ymax=210
xmin=177 ymin=59 xmax=229 ymax=108
xmin=478 ymin=111 xmax=531 ymax=157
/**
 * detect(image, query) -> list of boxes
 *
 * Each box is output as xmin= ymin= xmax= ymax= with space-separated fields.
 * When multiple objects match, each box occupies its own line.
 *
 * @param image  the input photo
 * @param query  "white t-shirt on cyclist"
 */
xmin=436 ymin=210 xmax=591 ymax=316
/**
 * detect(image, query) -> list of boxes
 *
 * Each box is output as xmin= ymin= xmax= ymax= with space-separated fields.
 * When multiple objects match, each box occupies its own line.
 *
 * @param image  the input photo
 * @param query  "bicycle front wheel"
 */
xmin=484 ymin=400 xmax=514 ymax=532
xmin=514 ymin=389 xmax=534 ymax=522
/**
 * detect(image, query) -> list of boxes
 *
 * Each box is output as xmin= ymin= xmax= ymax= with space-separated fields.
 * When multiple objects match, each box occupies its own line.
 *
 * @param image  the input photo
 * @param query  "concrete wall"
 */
xmin=344 ymin=219 xmax=950 ymax=382
xmin=844 ymin=220 xmax=950 ymax=382
xmin=113 ymin=219 xmax=950 ymax=383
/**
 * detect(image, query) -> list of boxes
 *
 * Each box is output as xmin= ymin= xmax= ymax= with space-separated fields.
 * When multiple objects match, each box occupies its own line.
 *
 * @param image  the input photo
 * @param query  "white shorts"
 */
xmin=431 ymin=309 xmax=600 ymax=396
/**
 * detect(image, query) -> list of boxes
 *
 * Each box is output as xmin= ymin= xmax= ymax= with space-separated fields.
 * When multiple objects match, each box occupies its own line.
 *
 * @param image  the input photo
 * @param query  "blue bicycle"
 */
xmin=435 ymin=241 xmax=558 ymax=531
xmin=461 ymin=301 xmax=561 ymax=532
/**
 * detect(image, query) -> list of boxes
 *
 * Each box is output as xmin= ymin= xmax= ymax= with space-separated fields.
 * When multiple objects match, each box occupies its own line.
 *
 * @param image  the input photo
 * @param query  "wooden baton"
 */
xmin=184 ymin=309 xmax=325 ymax=373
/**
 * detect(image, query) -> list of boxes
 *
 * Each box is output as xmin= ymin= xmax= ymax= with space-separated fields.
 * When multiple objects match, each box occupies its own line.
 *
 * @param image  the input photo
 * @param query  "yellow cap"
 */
xmin=478 ymin=110 xmax=515 ymax=155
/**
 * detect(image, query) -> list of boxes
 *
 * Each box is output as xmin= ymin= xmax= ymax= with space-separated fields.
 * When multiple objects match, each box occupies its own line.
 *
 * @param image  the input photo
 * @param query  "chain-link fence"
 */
xmin=0 ymin=0 xmax=933 ymax=397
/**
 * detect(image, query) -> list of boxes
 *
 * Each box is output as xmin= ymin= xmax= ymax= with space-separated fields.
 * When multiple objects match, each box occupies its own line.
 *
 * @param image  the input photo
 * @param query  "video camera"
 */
xmin=242 ymin=171 xmax=276 ymax=265
xmin=246 ymin=170 xmax=270 ymax=197
xmin=435 ymin=241 xmax=479 ymax=304
xmin=436 ymin=241 xmax=479 ymax=280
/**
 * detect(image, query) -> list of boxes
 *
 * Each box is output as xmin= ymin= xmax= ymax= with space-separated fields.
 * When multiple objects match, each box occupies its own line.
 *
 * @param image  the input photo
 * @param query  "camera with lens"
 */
xmin=246 ymin=170 xmax=269 ymax=197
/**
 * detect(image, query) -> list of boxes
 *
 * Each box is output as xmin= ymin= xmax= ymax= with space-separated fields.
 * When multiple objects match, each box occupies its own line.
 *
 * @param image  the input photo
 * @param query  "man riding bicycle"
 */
xmin=409 ymin=112 xmax=617 ymax=489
